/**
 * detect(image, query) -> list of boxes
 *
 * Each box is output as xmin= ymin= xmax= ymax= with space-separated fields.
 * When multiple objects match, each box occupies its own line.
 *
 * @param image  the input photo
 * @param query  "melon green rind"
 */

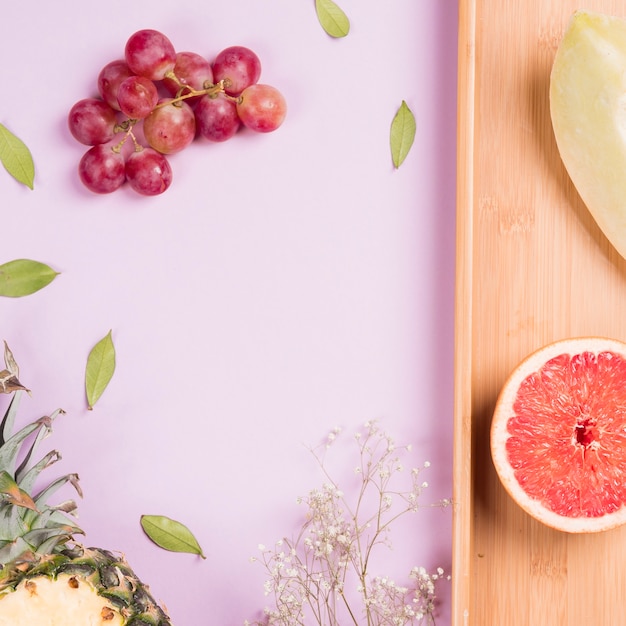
xmin=550 ymin=10 xmax=626 ymax=260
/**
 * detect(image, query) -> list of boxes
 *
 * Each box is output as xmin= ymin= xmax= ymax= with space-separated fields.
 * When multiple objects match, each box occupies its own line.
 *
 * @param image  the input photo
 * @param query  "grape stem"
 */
xmin=158 ymin=72 xmax=242 ymax=108
xmin=111 ymin=125 xmax=142 ymax=154
xmin=109 ymin=71 xmax=242 ymax=155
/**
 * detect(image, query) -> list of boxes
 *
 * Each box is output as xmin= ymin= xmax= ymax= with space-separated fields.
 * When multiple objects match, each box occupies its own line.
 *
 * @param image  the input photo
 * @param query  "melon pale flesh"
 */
xmin=491 ymin=337 xmax=626 ymax=533
xmin=550 ymin=10 xmax=626 ymax=260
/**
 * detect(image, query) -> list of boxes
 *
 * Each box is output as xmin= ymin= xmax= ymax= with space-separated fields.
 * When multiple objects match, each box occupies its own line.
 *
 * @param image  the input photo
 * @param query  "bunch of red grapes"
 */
xmin=68 ymin=29 xmax=287 ymax=196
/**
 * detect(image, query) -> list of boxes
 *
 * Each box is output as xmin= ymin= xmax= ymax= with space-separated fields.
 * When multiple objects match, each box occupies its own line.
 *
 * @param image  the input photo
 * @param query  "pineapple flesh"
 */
xmin=1 ymin=572 xmax=123 ymax=626
xmin=0 ymin=343 xmax=171 ymax=625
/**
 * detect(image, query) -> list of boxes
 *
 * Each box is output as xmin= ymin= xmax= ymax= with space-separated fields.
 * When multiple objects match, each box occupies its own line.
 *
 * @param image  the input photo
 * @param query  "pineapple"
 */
xmin=0 ymin=343 xmax=171 ymax=625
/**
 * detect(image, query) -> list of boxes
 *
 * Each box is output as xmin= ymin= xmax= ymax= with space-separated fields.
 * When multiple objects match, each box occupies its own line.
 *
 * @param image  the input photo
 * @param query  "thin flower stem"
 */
xmin=249 ymin=422 xmax=449 ymax=626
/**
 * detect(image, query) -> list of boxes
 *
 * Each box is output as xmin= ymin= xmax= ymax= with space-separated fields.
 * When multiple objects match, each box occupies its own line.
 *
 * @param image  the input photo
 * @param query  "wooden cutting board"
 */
xmin=453 ymin=1 xmax=626 ymax=624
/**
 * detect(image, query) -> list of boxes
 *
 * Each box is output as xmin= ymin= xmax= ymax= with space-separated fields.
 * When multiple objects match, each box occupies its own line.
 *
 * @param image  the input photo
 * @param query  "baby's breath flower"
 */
xmin=247 ymin=421 xmax=451 ymax=626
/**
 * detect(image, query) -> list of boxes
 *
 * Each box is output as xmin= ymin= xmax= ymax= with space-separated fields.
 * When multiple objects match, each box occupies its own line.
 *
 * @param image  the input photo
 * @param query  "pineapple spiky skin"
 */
xmin=0 ymin=546 xmax=171 ymax=625
xmin=0 ymin=344 xmax=172 ymax=625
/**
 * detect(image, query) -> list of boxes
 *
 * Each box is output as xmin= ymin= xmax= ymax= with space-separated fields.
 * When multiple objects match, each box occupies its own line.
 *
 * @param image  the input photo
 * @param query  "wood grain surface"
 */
xmin=453 ymin=1 xmax=626 ymax=624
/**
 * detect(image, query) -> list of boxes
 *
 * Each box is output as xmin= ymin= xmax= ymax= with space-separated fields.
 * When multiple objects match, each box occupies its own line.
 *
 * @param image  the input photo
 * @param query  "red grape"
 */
xmin=143 ymin=99 xmax=196 ymax=154
xmin=71 ymin=32 xmax=287 ymax=196
xmin=212 ymin=46 xmax=261 ymax=96
xmin=236 ymin=84 xmax=287 ymax=133
xmin=98 ymin=60 xmax=134 ymax=111
xmin=68 ymin=98 xmax=118 ymax=145
xmin=162 ymin=51 xmax=214 ymax=104
xmin=194 ymin=94 xmax=241 ymax=142
xmin=125 ymin=29 xmax=176 ymax=80
xmin=125 ymin=148 xmax=172 ymax=196
xmin=78 ymin=145 xmax=126 ymax=194
xmin=117 ymin=75 xmax=159 ymax=119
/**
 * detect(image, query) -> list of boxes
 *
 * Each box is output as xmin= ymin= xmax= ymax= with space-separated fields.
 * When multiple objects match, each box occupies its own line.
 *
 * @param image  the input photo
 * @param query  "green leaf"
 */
xmin=390 ymin=100 xmax=416 ymax=168
xmin=85 ymin=331 xmax=116 ymax=410
xmin=0 ymin=123 xmax=35 ymax=189
xmin=315 ymin=0 xmax=350 ymax=38
xmin=0 ymin=259 xmax=59 ymax=297
xmin=141 ymin=515 xmax=206 ymax=558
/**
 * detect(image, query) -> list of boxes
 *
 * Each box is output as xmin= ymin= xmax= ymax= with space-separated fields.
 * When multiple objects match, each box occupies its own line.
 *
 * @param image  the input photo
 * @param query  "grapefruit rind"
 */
xmin=490 ymin=336 xmax=626 ymax=533
xmin=550 ymin=10 xmax=626 ymax=260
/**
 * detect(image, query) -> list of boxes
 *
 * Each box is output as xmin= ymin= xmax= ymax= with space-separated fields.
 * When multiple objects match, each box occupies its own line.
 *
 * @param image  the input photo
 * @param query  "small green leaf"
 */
xmin=0 ymin=259 xmax=59 ymax=297
xmin=390 ymin=100 xmax=416 ymax=168
xmin=0 ymin=123 xmax=35 ymax=189
xmin=315 ymin=0 xmax=350 ymax=38
xmin=141 ymin=515 xmax=206 ymax=558
xmin=85 ymin=331 xmax=116 ymax=410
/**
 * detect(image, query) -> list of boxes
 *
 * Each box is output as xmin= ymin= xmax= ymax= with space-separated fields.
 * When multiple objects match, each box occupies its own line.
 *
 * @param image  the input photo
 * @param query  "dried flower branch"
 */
xmin=247 ymin=421 xmax=451 ymax=626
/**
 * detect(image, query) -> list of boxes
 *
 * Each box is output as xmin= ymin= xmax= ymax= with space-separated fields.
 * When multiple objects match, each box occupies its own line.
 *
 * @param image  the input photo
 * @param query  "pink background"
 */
xmin=1 ymin=1 xmax=458 ymax=624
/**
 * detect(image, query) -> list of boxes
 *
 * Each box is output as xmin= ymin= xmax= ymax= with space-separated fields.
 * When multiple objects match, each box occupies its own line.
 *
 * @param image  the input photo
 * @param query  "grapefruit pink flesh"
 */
xmin=491 ymin=337 xmax=626 ymax=533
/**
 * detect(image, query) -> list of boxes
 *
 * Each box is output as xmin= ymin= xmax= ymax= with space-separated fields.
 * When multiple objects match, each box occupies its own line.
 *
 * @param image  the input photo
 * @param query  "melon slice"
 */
xmin=550 ymin=10 xmax=626 ymax=259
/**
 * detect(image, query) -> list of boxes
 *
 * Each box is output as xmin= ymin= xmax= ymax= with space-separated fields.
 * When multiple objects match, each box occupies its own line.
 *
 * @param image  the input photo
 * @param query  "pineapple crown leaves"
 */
xmin=0 ymin=394 xmax=84 ymax=566
xmin=0 ymin=344 xmax=84 ymax=566
xmin=0 ymin=470 xmax=37 ymax=511
xmin=0 ymin=341 xmax=29 ymax=395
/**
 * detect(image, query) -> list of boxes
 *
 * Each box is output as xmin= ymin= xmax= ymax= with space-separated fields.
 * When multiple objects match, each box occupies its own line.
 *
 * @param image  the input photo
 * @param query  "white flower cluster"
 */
xmin=247 ymin=421 xmax=451 ymax=626
xmin=360 ymin=567 xmax=449 ymax=626
xmin=304 ymin=483 xmax=354 ymax=564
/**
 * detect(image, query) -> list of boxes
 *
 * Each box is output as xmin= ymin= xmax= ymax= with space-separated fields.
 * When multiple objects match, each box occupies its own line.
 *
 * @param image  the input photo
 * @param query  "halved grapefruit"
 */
xmin=491 ymin=337 xmax=626 ymax=533
xmin=550 ymin=10 xmax=626 ymax=260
